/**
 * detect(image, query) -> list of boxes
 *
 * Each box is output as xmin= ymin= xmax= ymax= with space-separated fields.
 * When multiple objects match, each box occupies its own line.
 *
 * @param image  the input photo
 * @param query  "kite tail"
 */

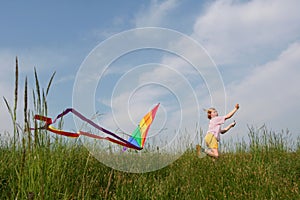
xmin=31 ymin=105 xmax=159 ymax=150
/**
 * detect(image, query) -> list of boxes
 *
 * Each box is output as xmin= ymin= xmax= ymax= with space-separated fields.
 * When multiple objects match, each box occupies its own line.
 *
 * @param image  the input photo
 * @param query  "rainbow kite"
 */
xmin=32 ymin=103 xmax=160 ymax=150
xmin=123 ymin=103 xmax=159 ymax=151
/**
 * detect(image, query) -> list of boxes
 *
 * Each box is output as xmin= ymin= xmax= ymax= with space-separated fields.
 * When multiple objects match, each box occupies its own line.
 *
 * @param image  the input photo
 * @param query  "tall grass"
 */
xmin=0 ymin=59 xmax=299 ymax=199
xmin=1 ymin=138 xmax=299 ymax=199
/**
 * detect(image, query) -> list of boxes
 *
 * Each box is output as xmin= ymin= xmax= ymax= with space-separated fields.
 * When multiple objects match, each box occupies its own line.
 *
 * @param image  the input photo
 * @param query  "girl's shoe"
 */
xmin=196 ymin=145 xmax=207 ymax=158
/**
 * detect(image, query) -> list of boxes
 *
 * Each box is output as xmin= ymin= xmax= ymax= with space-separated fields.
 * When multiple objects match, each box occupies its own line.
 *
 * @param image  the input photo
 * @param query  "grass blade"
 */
xmin=46 ymin=71 xmax=56 ymax=96
xmin=24 ymin=76 xmax=28 ymax=133
xmin=13 ymin=57 xmax=19 ymax=144
xmin=3 ymin=97 xmax=13 ymax=122
xmin=14 ymin=57 xmax=18 ymax=127
xmin=34 ymin=67 xmax=41 ymax=113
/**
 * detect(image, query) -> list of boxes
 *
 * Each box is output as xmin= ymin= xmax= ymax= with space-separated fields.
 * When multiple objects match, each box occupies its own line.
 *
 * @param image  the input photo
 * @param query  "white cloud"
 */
xmin=193 ymin=0 xmax=300 ymax=66
xmin=182 ymin=0 xmax=300 ymax=142
xmin=53 ymin=74 xmax=75 ymax=86
xmin=128 ymin=0 xmax=300 ymax=144
xmin=135 ymin=0 xmax=179 ymax=27
xmin=227 ymin=42 xmax=300 ymax=138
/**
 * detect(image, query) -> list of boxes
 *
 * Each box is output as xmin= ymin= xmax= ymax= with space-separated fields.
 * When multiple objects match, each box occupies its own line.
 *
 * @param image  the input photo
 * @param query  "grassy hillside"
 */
xmin=0 ymin=139 xmax=299 ymax=200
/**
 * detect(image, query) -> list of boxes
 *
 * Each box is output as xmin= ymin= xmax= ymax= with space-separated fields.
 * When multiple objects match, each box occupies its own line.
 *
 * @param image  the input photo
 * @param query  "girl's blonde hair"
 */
xmin=206 ymin=108 xmax=216 ymax=119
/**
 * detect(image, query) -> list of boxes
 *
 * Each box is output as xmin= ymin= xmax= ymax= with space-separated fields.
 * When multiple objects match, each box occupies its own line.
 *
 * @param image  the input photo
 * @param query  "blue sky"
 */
xmin=1 ymin=0 xmax=300 ymax=150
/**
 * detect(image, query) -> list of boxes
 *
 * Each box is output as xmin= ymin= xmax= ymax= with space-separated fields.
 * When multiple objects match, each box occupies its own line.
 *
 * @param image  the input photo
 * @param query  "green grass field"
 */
xmin=1 ymin=59 xmax=299 ymax=199
xmin=0 ymin=136 xmax=299 ymax=200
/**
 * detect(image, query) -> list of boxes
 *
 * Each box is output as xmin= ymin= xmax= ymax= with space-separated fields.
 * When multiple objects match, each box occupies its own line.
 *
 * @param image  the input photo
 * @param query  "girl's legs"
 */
xmin=205 ymin=148 xmax=219 ymax=159
xmin=204 ymin=133 xmax=219 ymax=159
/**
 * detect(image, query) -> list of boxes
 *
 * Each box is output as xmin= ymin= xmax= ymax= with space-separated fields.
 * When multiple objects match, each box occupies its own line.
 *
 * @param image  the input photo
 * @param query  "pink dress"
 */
xmin=207 ymin=116 xmax=226 ymax=141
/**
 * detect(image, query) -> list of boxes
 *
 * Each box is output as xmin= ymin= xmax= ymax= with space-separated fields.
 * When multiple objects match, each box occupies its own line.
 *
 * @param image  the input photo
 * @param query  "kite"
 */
xmin=122 ymin=105 xmax=159 ymax=151
xmin=31 ymin=103 xmax=160 ymax=150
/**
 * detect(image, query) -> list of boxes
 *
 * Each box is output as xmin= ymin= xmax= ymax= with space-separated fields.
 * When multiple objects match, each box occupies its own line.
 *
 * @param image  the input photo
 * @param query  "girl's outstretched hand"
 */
xmin=235 ymin=104 xmax=240 ymax=109
xmin=231 ymin=120 xmax=236 ymax=127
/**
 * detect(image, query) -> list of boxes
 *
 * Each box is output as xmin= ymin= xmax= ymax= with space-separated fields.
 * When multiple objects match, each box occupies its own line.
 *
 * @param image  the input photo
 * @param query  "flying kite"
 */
xmin=31 ymin=103 xmax=160 ymax=150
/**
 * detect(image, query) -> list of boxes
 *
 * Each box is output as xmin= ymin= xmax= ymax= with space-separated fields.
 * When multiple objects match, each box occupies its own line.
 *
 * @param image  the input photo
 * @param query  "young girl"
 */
xmin=198 ymin=104 xmax=239 ymax=159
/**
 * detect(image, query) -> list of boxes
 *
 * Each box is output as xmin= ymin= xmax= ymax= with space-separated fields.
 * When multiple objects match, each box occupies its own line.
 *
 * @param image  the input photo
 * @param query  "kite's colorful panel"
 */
xmin=125 ymin=103 xmax=160 ymax=150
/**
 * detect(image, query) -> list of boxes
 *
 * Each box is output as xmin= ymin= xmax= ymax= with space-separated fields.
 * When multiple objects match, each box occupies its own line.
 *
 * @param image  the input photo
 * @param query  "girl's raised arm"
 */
xmin=225 ymin=104 xmax=239 ymax=120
